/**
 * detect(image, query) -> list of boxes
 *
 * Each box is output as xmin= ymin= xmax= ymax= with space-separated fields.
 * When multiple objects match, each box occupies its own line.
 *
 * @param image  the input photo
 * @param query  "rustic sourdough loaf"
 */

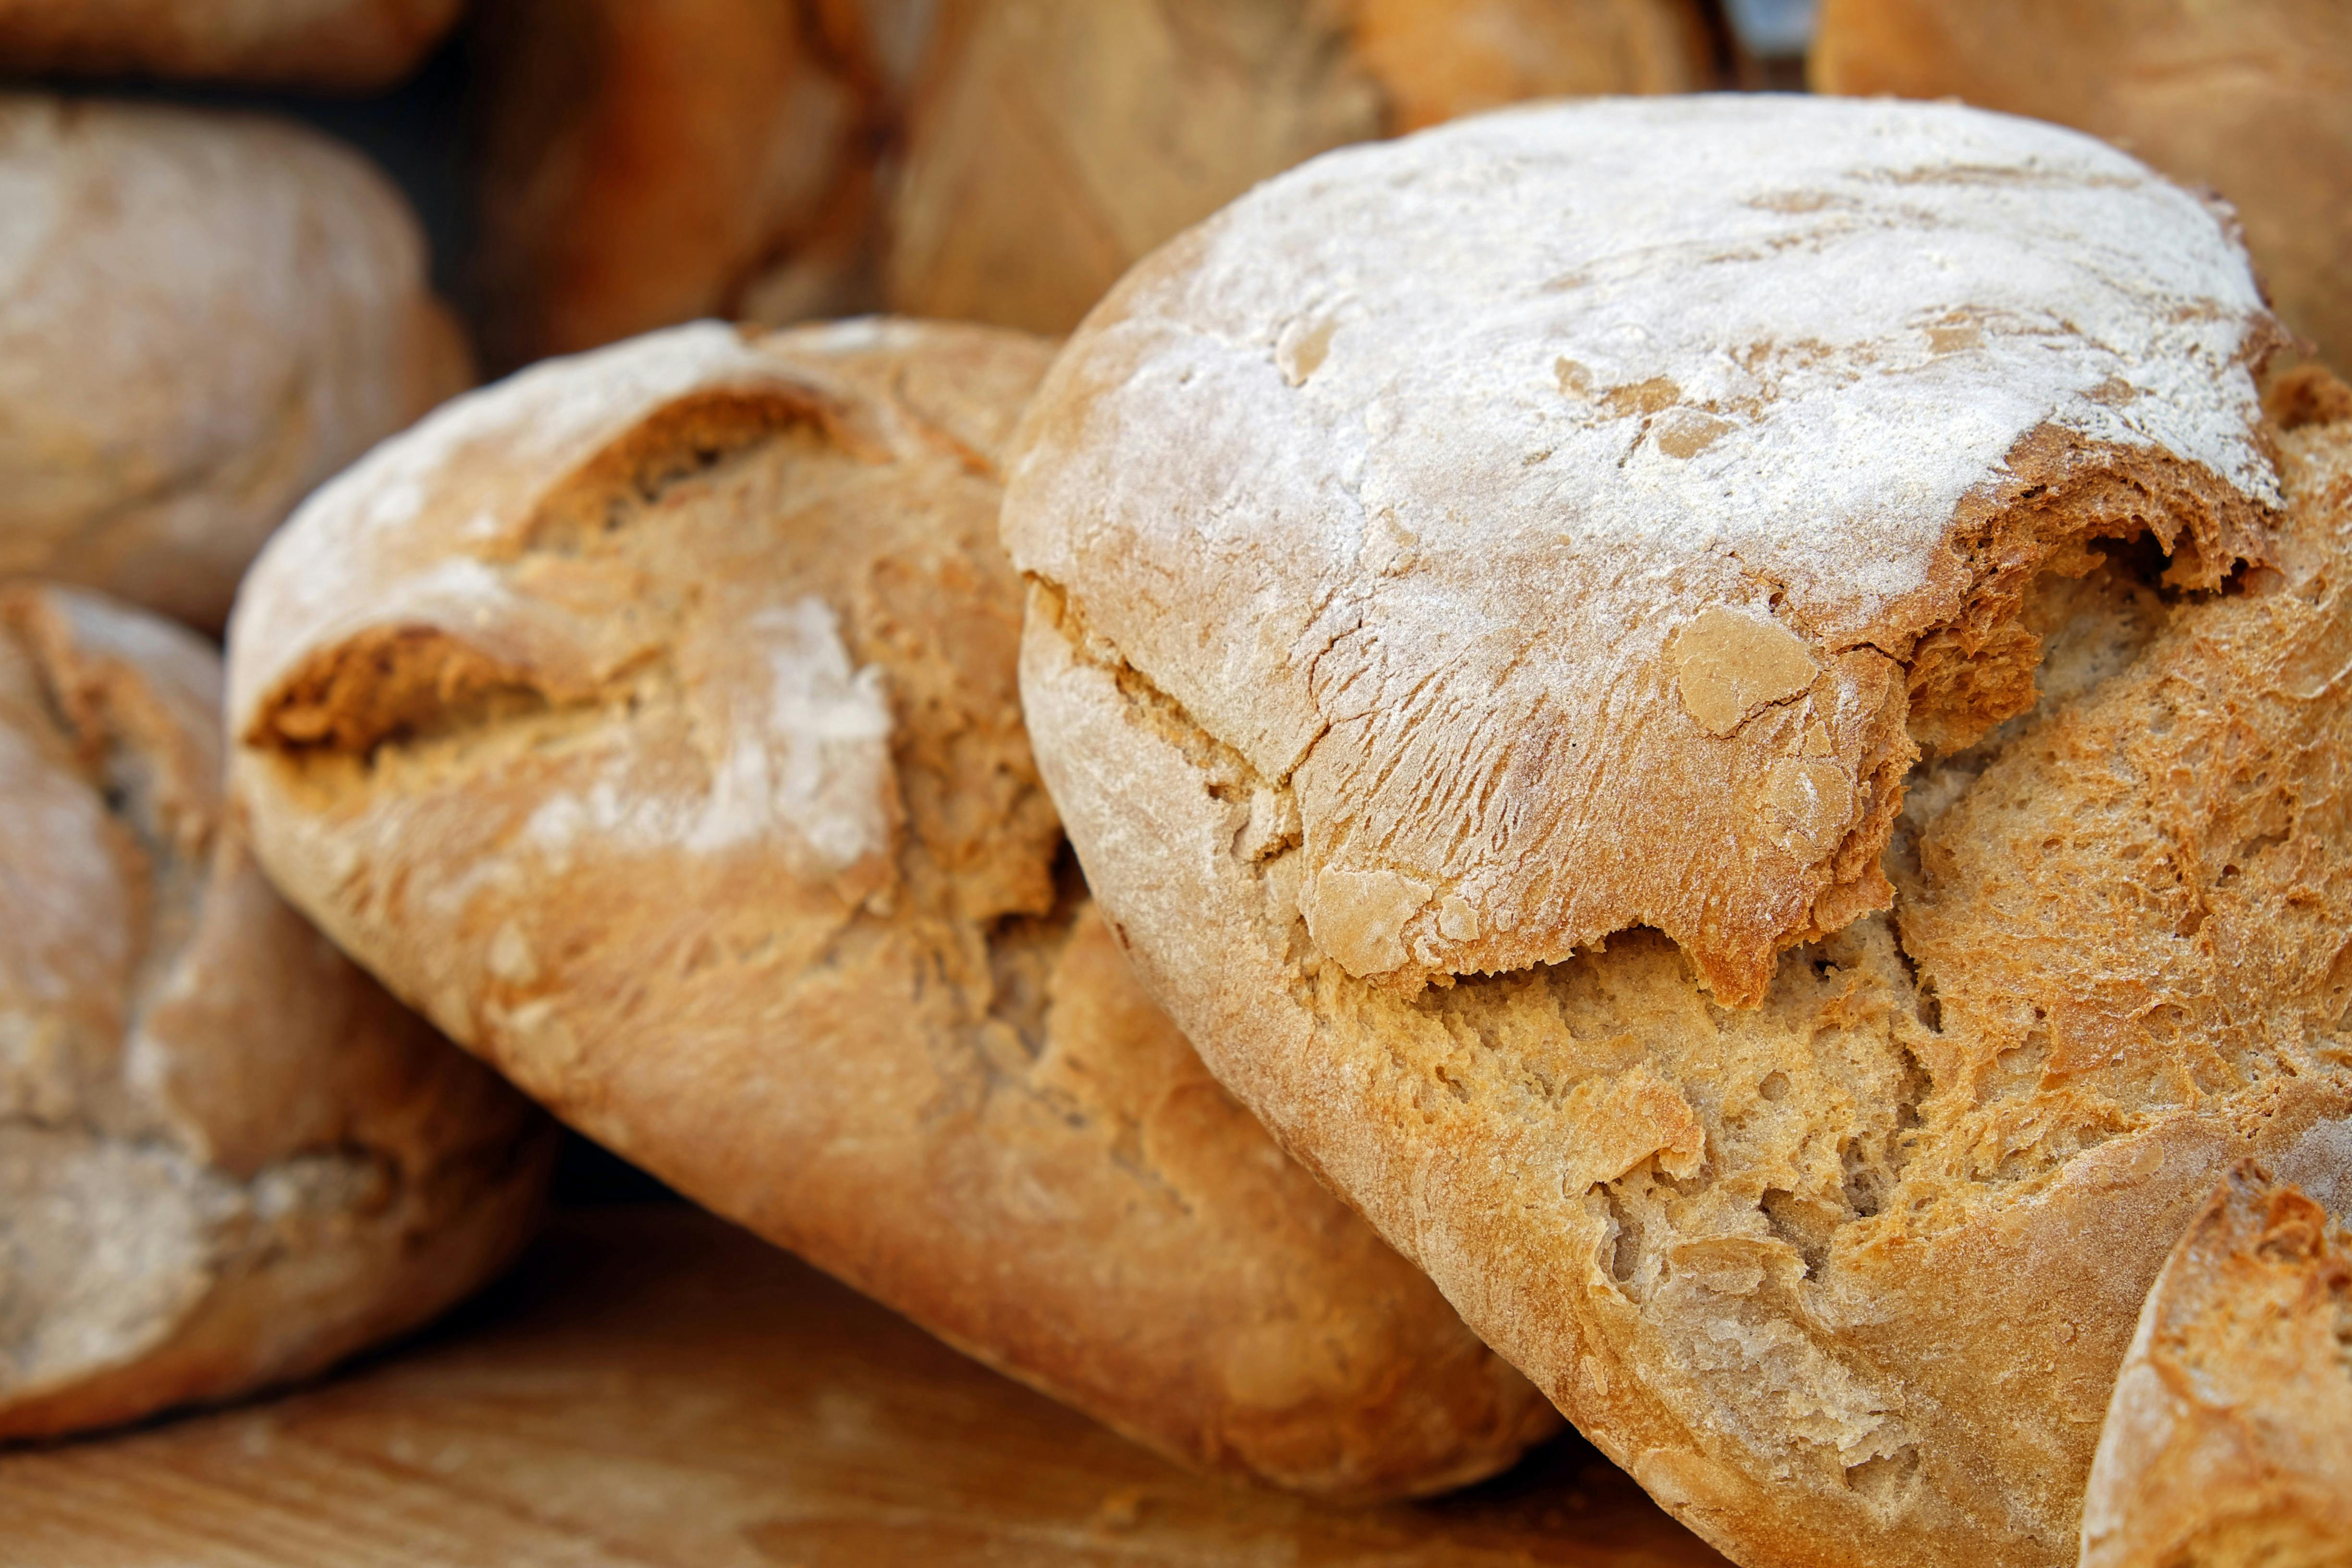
xmin=1003 ymin=97 xmax=2352 ymax=1568
xmin=224 ymin=318 xmax=1559 ymax=1497
xmin=2080 ymin=1160 xmax=2352 ymax=1568
xmin=0 ymin=98 xmax=470 ymax=632
xmin=0 ymin=0 xmax=460 ymax=87
xmin=1811 ymin=0 xmax=2352 ymax=380
xmin=886 ymin=0 xmax=1717 ymax=335
xmin=0 ymin=583 xmax=548 ymax=1442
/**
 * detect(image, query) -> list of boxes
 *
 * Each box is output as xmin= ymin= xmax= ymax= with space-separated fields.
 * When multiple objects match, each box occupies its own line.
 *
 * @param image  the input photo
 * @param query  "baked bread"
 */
xmin=470 ymin=0 xmax=928 ymax=369
xmin=885 ymin=0 xmax=1717 ymax=335
xmin=2080 ymin=1160 xmax=2352 ymax=1568
xmin=0 ymin=583 xmax=548 ymax=1443
xmin=0 ymin=98 xmax=471 ymax=633
xmin=1003 ymin=97 xmax=2352 ymax=1568
xmin=223 ymin=318 xmax=1560 ymax=1498
xmin=1810 ymin=0 xmax=2352 ymax=379
xmin=0 ymin=0 xmax=460 ymax=88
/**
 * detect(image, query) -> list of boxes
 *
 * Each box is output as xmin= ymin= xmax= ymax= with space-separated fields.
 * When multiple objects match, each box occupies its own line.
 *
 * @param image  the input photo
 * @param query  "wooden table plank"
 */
xmin=0 ymin=1207 xmax=1728 ymax=1567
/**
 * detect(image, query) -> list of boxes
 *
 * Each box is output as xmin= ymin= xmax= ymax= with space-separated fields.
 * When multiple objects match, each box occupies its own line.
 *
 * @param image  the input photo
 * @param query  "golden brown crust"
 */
xmin=0 ymin=97 xmax=471 ymax=633
xmin=1007 ymin=98 xmax=2352 ymax=1566
xmin=224 ymin=317 xmax=1559 ymax=1498
xmin=0 ymin=583 xmax=548 ymax=1443
xmin=884 ymin=0 xmax=1716 ymax=336
xmin=0 ymin=0 xmax=460 ymax=87
xmin=2080 ymin=1161 xmax=2352 ymax=1568
xmin=1811 ymin=0 xmax=2352 ymax=379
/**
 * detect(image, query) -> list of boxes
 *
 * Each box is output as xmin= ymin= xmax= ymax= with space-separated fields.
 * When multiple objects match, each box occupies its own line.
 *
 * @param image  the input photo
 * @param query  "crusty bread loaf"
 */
xmin=223 ymin=317 xmax=1560 ymax=1497
xmin=0 ymin=0 xmax=460 ymax=89
xmin=0 ymin=583 xmax=548 ymax=1443
xmin=0 ymin=98 xmax=471 ymax=633
xmin=885 ymin=0 xmax=1717 ymax=335
xmin=1811 ymin=0 xmax=2352 ymax=379
xmin=1003 ymin=97 xmax=2352 ymax=1568
xmin=2080 ymin=1161 xmax=2352 ymax=1568
xmin=470 ymin=0 xmax=927 ymax=370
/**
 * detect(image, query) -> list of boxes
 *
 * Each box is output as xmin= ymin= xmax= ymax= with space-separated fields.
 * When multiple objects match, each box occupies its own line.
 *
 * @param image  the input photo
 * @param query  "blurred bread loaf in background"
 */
xmin=222 ymin=317 xmax=1559 ymax=1497
xmin=472 ymin=0 xmax=1717 ymax=364
xmin=1811 ymin=0 xmax=2352 ymax=374
xmin=470 ymin=0 xmax=931 ymax=371
xmin=2080 ymin=1160 xmax=2352 ymax=1568
xmin=889 ymin=0 xmax=1715 ymax=334
xmin=0 ymin=583 xmax=550 ymax=1443
xmin=0 ymin=97 xmax=471 ymax=631
xmin=0 ymin=0 xmax=463 ymax=89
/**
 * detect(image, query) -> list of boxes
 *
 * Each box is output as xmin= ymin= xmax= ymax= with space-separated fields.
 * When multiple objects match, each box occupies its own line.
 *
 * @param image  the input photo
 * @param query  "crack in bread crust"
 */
xmin=1017 ymin=395 xmax=2352 ymax=1568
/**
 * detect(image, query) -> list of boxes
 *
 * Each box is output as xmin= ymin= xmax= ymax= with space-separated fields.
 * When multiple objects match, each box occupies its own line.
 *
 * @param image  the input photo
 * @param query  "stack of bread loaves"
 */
xmin=0 ymin=92 xmax=552 ymax=1440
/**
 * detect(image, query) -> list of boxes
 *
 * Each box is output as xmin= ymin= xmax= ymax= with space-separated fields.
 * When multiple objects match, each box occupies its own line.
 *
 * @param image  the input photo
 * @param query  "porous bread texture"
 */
xmin=1004 ymin=95 xmax=2285 ymax=1008
xmin=2080 ymin=1161 xmax=2352 ymax=1568
xmin=224 ymin=318 xmax=1560 ymax=1499
xmin=1007 ymin=98 xmax=2352 ymax=1568
xmin=0 ymin=0 xmax=459 ymax=88
xmin=0 ymin=97 xmax=471 ymax=632
xmin=470 ymin=0 xmax=931 ymax=370
xmin=885 ymin=0 xmax=1716 ymax=336
xmin=1811 ymin=0 xmax=2352 ymax=382
xmin=0 ymin=583 xmax=548 ymax=1443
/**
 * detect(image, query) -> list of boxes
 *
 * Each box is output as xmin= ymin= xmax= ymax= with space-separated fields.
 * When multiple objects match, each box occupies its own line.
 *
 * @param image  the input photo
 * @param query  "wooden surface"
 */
xmin=0 ymin=1207 xmax=1728 ymax=1567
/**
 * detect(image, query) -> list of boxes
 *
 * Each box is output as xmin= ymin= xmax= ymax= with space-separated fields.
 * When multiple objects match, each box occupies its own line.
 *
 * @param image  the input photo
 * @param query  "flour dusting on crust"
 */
xmin=1004 ymin=95 xmax=2285 ymax=1002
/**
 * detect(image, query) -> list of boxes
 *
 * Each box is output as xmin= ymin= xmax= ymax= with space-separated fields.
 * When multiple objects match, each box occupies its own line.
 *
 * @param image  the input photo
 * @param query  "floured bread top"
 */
xmin=1003 ymin=95 xmax=2285 ymax=1003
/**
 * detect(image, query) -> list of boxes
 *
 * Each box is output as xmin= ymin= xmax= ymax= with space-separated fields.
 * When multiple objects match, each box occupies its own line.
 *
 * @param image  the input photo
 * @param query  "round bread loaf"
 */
xmin=0 ymin=583 xmax=548 ymax=1443
xmin=1003 ymin=98 xmax=2352 ymax=1567
xmin=885 ymin=0 xmax=1716 ymax=335
xmin=1811 ymin=0 xmax=2352 ymax=381
xmin=470 ymin=0 xmax=928 ymax=369
xmin=2080 ymin=1160 xmax=2352 ymax=1568
xmin=0 ymin=0 xmax=460 ymax=87
xmin=224 ymin=318 xmax=1560 ymax=1498
xmin=0 ymin=98 xmax=472 ymax=632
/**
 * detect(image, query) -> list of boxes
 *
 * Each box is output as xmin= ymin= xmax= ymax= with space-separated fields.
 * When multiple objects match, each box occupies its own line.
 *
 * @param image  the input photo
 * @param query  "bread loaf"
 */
xmin=1811 ymin=0 xmax=2352 ymax=378
xmin=0 ymin=583 xmax=549 ymax=1442
xmin=0 ymin=98 xmax=471 ymax=632
xmin=470 ymin=0 xmax=927 ymax=370
xmin=1003 ymin=97 xmax=2352 ymax=1568
xmin=886 ymin=0 xmax=1717 ymax=334
xmin=2080 ymin=1160 xmax=2352 ymax=1568
xmin=224 ymin=318 xmax=1559 ymax=1497
xmin=0 ymin=0 xmax=460 ymax=89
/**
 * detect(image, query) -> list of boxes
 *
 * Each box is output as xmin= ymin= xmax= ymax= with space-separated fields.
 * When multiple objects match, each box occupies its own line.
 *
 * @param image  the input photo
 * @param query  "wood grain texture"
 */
xmin=0 ymin=1207 xmax=1727 ymax=1567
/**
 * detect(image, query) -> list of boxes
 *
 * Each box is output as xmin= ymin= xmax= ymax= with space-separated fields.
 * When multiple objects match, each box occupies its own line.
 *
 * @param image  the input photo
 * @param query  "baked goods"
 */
xmin=223 ymin=318 xmax=1560 ymax=1497
xmin=471 ymin=0 xmax=926 ymax=369
xmin=2081 ymin=1160 xmax=2352 ymax=1568
xmin=0 ymin=98 xmax=471 ymax=632
xmin=0 ymin=0 xmax=461 ymax=88
xmin=886 ymin=0 xmax=1717 ymax=334
xmin=1004 ymin=97 xmax=2352 ymax=1567
xmin=1810 ymin=0 xmax=2352 ymax=378
xmin=0 ymin=583 xmax=548 ymax=1443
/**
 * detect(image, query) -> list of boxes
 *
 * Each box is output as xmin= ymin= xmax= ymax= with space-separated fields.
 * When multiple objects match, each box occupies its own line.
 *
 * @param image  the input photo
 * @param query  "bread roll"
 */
xmin=2080 ymin=1160 xmax=2352 ymax=1568
xmin=0 ymin=0 xmax=459 ymax=87
xmin=1002 ymin=97 xmax=2352 ymax=1568
xmin=471 ymin=0 xmax=927 ymax=369
xmin=0 ymin=583 xmax=548 ymax=1442
xmin=223 ymin=318 xmax=1560 ymax=1498
xmin=886 ymin=0 xmax=1717 ymax=335
xmin=0 ymin=98 xmax=471 ymax=633
xmin=1810 ymin=0 xmax=2352 ymax=378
